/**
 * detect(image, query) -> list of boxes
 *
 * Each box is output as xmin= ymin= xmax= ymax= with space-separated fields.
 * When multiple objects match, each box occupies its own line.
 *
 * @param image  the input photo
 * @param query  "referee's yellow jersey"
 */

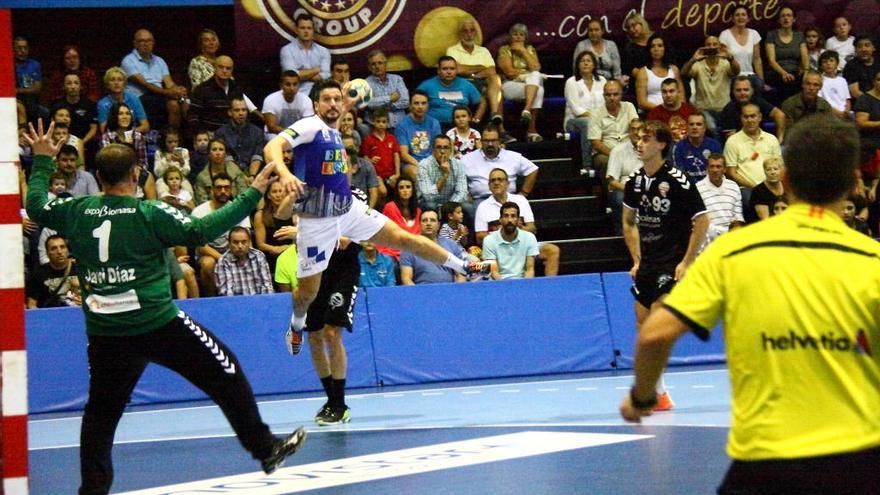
xmin=664 ymin=203 xmax=880 ymax=461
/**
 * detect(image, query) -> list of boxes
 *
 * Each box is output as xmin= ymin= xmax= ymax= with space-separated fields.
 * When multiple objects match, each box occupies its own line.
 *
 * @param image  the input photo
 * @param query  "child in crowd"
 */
xmin=817 ymin=51 xmax=852 ymax=119
xmin=843 ymin=195 xmax=871 ymax=236
xmin=50 ymin=119 xmax=84 ymax=165
xmin=805 ymin=27 xmax=825 ymax=70
xmin=360 ymin=107 xmax=399 ymax=200
xmin=154 ymin=126 xmax=193 ymax=196
xmin=159 ymin=166 xmax=195 ymax=212
xmin=446 ymin=105 xmax=481 ymax=159
xmin=48 ymin=171 xmax=70 ymax=200
xmin=772 ymin=197 xmax=789 ymax=216
xmin=189 ymin=130 xmax=211 ymax=183
xmin=825 ymin=16 xmax=855 ymax=70
xmin=668 ymin=115 xmax=688 ymax=142
xmin=438 ymin=201 xmax=470 ymax=248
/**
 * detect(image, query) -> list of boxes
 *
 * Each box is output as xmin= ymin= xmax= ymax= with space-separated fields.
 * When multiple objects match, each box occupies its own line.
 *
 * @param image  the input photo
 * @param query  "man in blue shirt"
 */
xmin=395 ymin=89 xmax=441 ymax=176
xmin=358 ymin=241 xmax=396 ymax=287
xmin=14 ymin=35 xmax=42 ymax=123
xmin=121 ymin=29 xmax=188 ymax=128
xmin=482 ymin=202 xmax=539 ymax=279
xmin=672 ymin=113 xmax=722 ymax=184
xmin=279 ymin=15 xmax=331 ymax=98
xmin=401 ymin=210 xmax=474 ymax=285
xmin=417 ymin=56 xmax=485 ymax=126
xmin=365 ymin=50 xmax=410 ymax=129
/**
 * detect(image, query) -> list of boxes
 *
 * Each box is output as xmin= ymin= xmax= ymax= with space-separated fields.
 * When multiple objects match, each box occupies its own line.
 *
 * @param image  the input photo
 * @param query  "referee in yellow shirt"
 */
xmin=620 ymin=114 xmax=880 ymax=494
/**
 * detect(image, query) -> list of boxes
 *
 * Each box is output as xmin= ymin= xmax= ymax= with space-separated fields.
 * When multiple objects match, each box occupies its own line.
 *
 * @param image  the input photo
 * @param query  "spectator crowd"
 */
xmin=15 ymin=9 xmax=880 ymax=306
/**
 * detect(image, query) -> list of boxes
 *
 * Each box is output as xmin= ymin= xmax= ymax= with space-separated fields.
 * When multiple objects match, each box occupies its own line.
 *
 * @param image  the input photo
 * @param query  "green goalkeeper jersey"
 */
xmin=26 ymin=155 xmax=261 ymax=336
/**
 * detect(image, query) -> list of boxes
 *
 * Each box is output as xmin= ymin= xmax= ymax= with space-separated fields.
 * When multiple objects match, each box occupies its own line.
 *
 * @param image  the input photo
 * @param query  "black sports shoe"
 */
xmin=314 ymin=403 xmax=333 ymax=424
xmin=261 ymin=426 xmax=307 ymax=474
xmin=490 ymin=113 xmax=503 ymax=125
xmin=316 ymin=405 xmax=351 ymax=426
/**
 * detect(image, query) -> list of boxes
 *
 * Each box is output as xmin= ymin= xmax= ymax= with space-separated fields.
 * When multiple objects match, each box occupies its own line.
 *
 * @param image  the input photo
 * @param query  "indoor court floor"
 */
xmin=29 ymin=366 xmax=733 ymax=494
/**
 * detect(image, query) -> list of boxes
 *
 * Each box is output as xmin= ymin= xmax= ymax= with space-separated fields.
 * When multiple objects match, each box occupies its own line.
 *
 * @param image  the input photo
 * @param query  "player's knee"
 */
xmin=323 ymin=326 xmax=342 ymax=345
xmin=295 ymin=286 xmax=319 ymax=306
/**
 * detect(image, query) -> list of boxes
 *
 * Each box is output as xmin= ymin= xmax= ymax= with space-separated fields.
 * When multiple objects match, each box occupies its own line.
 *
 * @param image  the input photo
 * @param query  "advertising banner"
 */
xmin=234 ymin=0 xmax=876 ymax=72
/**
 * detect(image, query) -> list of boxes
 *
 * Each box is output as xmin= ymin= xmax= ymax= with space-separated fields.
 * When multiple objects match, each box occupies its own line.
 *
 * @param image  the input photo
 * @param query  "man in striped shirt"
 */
xmin=215 ymin=227 xmax=274 ymax=296
xmin=696 ymin=153 xmax=744 ymax=248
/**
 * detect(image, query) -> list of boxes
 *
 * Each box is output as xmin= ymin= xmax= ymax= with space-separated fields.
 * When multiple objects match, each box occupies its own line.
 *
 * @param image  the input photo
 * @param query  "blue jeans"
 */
xmin=608 ymin=190 xmax=624 ymax=235
xmin=565 ymin=118 xmax=592 ymax=169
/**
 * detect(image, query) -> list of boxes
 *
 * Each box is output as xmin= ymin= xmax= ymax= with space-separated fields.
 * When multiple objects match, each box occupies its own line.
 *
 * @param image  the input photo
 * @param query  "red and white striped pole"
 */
xmin=0 ymin=8 xmax=29 ymax=495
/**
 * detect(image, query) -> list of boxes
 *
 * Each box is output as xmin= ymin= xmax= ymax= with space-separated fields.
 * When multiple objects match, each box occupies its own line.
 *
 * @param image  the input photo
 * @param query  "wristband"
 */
xmin=630 ymin=386 xmax=657 ymax=410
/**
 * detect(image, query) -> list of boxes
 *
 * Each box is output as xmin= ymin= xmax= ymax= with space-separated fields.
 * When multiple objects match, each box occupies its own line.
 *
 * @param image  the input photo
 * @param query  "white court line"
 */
xmin=30 ymin=422 xmax=729 ymax=452
xmin=537 ymin=388 xmax=559 ymax=392
xmin=692 ymin=385 xmax=716 ymax=389
xmin=499 ymin=389 xmax=521 ymax=393
xmin=30 ymin=368 xmax=729 ymax=424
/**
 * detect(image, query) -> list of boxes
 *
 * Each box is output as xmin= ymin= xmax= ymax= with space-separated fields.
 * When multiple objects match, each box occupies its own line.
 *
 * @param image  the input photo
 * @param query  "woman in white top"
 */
xmin=564 ymin=51 xmax=606 ymax=171
xmin=635 ymin=33 xmax=684 ymax=112
xmin=572 ymin=19 xmax=622 ymax=82
xmin=719 ymin=6 xmax=765 ymax=91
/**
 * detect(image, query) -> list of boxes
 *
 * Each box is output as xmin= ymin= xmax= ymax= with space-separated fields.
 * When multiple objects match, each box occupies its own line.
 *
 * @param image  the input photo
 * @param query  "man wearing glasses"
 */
xmin=417 ymin=135 xmax=469 ymax=214
xmin=364 ymin=50 xmax=410 ymax=130
xmin=461 ymin=125 xmax=539 ymax=202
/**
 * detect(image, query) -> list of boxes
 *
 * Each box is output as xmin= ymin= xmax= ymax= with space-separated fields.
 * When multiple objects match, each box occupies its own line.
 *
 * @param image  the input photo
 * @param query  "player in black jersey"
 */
xmin=622 ymin=120 xmax=708 ymax=410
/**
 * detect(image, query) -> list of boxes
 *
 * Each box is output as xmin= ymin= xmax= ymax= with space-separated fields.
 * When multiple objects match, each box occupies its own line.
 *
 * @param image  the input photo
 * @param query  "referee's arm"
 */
xmin=620 ymin=307 xmax=690 ymax=422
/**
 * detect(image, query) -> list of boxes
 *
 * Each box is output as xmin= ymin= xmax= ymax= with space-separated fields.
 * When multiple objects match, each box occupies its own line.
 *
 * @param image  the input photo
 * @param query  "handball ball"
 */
xmin=347 ymin=78 xmax=372 ymax=109
xmin=467 ymin=246 xmax=482 ymax=259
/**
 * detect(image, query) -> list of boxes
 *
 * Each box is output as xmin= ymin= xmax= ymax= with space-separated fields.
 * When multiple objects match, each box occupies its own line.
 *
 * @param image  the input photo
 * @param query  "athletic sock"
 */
xmin=290 ymin=313 xmax=306 ymax=331
xmin=655 ymin=375 xmax=667 ymax=395
xmin=443 ymin=253 xmax=467 ymax=274
xmin=331 ymin=378 xmax=347 ymax=408
xmin=320 ymin=375 xmax=333 ymax=403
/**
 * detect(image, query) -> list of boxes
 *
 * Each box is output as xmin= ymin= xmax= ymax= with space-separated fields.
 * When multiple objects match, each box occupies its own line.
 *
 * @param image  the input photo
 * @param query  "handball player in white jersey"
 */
xmin=264 ymin=80 xmax=489 ymax=353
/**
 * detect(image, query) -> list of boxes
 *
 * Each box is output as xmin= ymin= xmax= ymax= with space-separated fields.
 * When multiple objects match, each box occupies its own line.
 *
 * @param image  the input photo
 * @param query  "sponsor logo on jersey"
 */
xmin=322 ymin=148 xmax=349 ymax=175
xmin=85 ymin=289 xmax=141 ymax=314
xmin=283 ymin=127 xmax=299 ymax=139
xmin=258 ymin=0 xmax=407 ymax=54
xmin=761 ymin=329 xmax=873 ymax=356
xmin=328 ymin=291 xmax=345 ymax=309
xmin=83 ymin=205 xmax=137 ymax=218
xmin=658 ymin=181 xmax=670 ymax=197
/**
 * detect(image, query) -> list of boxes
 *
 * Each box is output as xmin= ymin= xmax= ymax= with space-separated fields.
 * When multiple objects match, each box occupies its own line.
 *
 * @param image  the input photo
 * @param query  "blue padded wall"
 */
xmin=26 ymin=273 xmax=727 ymax=414
xmin=368 ymin=275 xmax=616 ymax=386
xmin=602 ymin=272 xmax=726 ymax=368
